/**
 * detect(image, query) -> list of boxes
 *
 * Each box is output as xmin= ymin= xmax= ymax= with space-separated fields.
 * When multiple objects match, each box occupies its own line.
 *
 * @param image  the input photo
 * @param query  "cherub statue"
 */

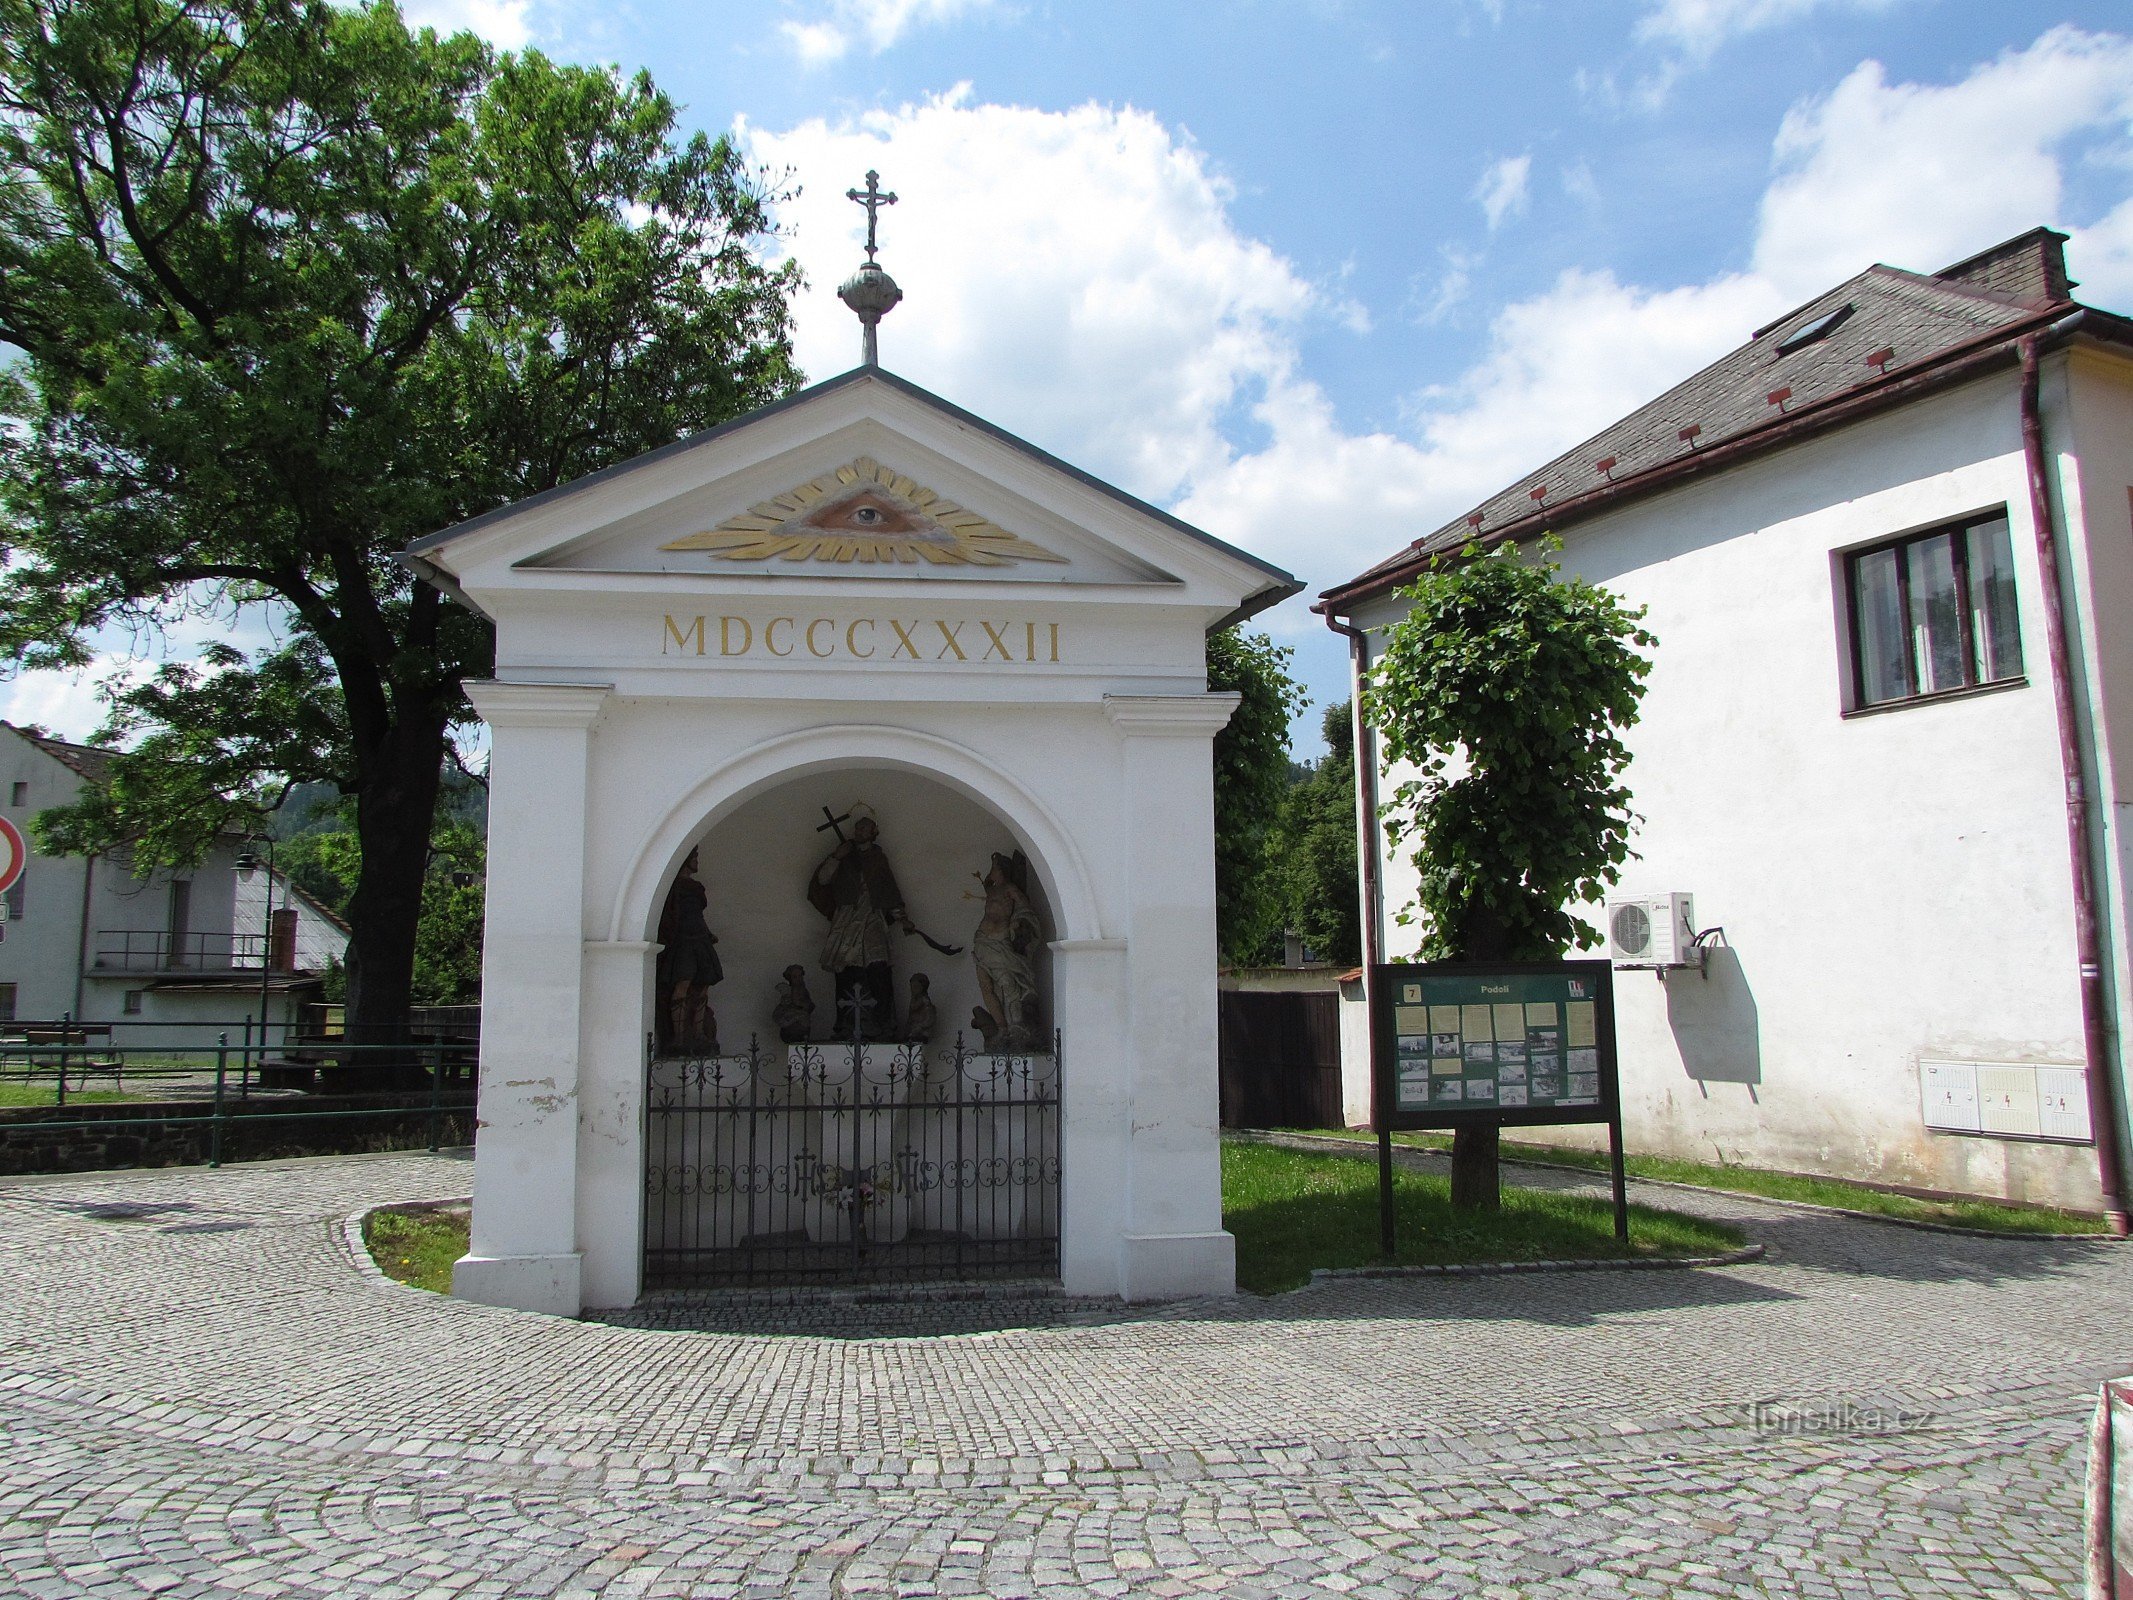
xmin=903 ymin=973 xmax=937 ymax=1043
xmin=772 ymin=963 xmax=816 ymax=1043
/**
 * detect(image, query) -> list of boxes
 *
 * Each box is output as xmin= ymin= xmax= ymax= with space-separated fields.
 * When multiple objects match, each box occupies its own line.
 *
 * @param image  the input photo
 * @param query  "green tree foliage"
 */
xmin=0 ymin=0 xmax=799 ymax=1041
xmin=1262 ymin=699 xmax=1362 ymax=969
xmin=1207 ymin=627 xmax=1307 ymax=964
xmin=1363 ymin=538 xmax=1654 ymax=1206
xmin=279 ymin=812 xmax=483 ymax=1004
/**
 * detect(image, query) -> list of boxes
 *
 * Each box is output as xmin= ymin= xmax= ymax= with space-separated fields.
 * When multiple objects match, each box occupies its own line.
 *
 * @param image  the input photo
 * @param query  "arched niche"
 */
xmin=651 ymin=765 xmax=1058 ymax=1055
xmin=609 ymin=723 xmax=1102 ymax=954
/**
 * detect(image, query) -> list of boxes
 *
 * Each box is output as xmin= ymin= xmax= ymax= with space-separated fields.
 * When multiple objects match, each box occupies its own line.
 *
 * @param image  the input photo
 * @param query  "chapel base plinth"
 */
xmin=451 ymin=1250 xmax=584 ymax=1316
xmin=1118 ymin=1231 xmax=1237 ymax=1302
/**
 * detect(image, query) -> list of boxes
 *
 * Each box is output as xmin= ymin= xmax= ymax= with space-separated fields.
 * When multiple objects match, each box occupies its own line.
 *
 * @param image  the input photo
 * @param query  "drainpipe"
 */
xmin=2019 ymin=331 xmax=2130 ymax=1234
xmin=73 ymin=852 xmax=94 ymax=1019
xmin=1319 ymin=610 xmax=1384 ymax=972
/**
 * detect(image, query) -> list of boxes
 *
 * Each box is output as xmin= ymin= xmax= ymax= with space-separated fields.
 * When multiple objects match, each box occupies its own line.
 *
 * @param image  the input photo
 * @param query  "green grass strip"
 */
xmin=362 ymin=1206 xmax=469 ymax=1294
xmin=1221 ymin=1139 xmax=1744 ymax=1295
xmin=1295 ymin=1127 xmax=2110 ymax=1235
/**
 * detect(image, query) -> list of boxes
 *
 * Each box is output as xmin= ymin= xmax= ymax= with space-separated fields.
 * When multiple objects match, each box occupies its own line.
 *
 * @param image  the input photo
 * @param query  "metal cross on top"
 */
xmin=846 ymin=170 xmax=897 ymax=263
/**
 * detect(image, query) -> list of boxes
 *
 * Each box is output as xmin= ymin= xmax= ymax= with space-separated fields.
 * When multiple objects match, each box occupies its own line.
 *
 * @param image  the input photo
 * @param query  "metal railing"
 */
xmin=0 ymin=1015 xmax=476 ymax=1167
xmin=89 ymin=930 xmax=281 ymax=973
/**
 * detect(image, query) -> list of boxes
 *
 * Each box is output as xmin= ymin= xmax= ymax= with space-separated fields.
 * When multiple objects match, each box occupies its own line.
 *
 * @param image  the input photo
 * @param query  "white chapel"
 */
xmin=402 ymin=288 xmax=1298 ymax=1313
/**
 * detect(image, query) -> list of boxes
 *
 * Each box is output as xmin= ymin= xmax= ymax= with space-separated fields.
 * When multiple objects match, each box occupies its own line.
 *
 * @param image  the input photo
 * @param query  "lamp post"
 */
xmin=234 ymin=837 xmax=276 ymax=1061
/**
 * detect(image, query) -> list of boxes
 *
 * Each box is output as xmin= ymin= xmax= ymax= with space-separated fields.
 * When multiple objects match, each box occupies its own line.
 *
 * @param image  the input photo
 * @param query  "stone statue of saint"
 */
xmin=656 ymin=847 xmax=722 ymax=1053
xmin=971 ymin=850 xmax=1043 ymax=1052
xmin=808 ymin=812 xmax=906 ymax=1039
xmin=773 ymin=964 xmax=816 ymax=1043
xmin=903 ymin=973 xmax=937 ymax=1043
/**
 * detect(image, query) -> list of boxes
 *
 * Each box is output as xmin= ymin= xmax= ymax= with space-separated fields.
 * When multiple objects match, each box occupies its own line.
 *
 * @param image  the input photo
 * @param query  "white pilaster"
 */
xmin=1051 ymin=936 xmax=1129 ymax=1295
xmin=1104 ymin=692 xmax=1241 ymax=1300
xmin=452 ymin=680 xmax=610 ymax=1316
xmin=577 ymin=939 xmax=656 ymax=1309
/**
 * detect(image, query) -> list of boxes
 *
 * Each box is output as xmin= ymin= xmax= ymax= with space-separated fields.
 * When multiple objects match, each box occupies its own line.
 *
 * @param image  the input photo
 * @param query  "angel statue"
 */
xmin=971 ymin=850 xmax=1044 ymax=1052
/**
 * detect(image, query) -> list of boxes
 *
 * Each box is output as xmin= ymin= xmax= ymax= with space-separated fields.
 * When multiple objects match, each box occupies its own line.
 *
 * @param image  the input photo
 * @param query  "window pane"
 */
xmin=1908 ymin=532 xmax=1966 ymax=693
xmin=1854 ymin=547 xmax=1910 ymax=704
xmin=1966 ymin=516 xmax=2022 ymax=683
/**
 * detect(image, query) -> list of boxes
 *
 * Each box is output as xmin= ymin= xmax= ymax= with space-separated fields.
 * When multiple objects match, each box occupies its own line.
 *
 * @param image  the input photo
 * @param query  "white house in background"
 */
xmin=1320 ymin=228 xmax=2133 ymax=1222
xmin=0 ymin=722 xmax=348 ymax=1044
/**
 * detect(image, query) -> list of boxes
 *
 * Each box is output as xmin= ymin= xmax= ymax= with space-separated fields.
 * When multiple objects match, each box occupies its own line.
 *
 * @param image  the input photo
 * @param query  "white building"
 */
xmin=401 ymin=362 xmax=1297 ymax=1315
xmin=0 ymin=722 xmax=347 ymax=1045
xmin=1320 ymin=228 xmax=2132 ymax=1221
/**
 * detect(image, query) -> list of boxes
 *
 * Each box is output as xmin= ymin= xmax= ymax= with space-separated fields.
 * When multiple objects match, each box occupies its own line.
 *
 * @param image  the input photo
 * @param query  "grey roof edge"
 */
xmin=398 ymin=364 xmax=1300 ymax=595
xmin=1318 ymin=301 xmax=2119 ymax=612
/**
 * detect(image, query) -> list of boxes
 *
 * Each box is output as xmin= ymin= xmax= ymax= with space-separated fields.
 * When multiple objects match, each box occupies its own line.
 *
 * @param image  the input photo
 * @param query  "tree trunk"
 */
xmin=1450 ymin=900 xmax=1514 ymax=1211
xmin=343 ymin=704 xmax=448 ymax=1082
xmin=1450 ymin=1125 xmax=1501 ymax=1209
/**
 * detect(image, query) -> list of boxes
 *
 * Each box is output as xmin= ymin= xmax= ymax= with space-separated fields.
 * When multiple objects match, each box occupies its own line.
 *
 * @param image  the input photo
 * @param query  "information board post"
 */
xmin=1609 ymin=1123 xmax=1629 ymax=1242
xmin=1368 ymin=959 xmax=1627 ymax=1255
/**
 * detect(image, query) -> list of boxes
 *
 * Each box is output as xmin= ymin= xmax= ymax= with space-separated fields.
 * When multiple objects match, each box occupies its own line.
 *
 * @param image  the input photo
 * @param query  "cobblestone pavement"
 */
xmin=0 ymin=1150 xmax=2127 ymax=1598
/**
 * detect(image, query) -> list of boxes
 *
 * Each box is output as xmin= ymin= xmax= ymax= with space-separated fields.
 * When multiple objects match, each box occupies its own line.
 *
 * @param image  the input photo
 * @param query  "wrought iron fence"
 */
xmin=0 ymin=1016 xmax=475 ymax=1168
xmin=644 ymin=1031 xmax=1062 ymax=1289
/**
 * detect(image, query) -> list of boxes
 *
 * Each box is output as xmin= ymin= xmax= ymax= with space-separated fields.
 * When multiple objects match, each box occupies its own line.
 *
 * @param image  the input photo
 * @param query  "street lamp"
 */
xmin=234 ymin=836 xmax=276 ymax=1058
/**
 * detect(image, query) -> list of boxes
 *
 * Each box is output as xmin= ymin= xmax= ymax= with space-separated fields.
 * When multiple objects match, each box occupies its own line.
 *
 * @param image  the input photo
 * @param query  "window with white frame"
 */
xmin=1845 ymin=510 xmax=2023 ymax=710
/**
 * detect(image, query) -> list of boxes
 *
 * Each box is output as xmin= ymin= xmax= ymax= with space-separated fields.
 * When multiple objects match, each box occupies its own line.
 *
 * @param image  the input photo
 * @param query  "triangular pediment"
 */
xmin=663 ymin=457 xmax=1069 ymax=570
xmin=403 ymin=368 xmax=1298 ymax=620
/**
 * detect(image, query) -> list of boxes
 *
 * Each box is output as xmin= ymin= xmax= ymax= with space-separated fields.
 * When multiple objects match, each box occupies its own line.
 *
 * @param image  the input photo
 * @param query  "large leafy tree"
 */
xmin=1263 ymin=699 xmax=1361 ymax=969
xmin=1364 ymin=539 xmax=1654 ymax=1207
xmin=1207 ymin=626 xmax=1306 ymax=965
xmin=0 ymin=0 xmax=800 ymax=1042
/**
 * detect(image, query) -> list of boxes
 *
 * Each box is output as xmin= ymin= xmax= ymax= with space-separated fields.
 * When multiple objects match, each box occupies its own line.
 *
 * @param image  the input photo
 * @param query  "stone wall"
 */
xmin=0 ymin=1095 xmax=476 ymax=1176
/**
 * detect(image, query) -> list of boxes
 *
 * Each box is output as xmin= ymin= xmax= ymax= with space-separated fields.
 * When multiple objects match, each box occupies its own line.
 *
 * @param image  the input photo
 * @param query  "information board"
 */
xmin=1370 ymin=960 xmax=1619 ymax=1130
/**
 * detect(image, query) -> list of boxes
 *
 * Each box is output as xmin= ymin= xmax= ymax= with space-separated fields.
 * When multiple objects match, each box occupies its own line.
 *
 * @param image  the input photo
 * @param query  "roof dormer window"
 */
xmin=1775 ymin=303 xmax=1854 ymax=355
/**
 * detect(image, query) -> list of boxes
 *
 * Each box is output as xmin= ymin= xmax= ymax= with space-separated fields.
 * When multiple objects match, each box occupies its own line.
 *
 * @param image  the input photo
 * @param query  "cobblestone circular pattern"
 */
xmin=1 ymin=1149 xmax=2126 ymax=1597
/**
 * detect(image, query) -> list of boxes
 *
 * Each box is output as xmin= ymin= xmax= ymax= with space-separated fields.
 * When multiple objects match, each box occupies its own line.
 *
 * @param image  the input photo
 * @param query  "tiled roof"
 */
xmin=1323 ymin=229 xmax=2100 ymax=607
xmin=4 ymin=721 xmax=116 ymax=783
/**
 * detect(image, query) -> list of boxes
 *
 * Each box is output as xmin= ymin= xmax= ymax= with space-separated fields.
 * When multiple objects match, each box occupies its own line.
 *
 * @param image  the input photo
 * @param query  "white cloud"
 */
xmin=1412 ymin=246 xmax=1478 ymax=327
xmin=1755 ymin=27 xmax=2133 ymax=300
xmin=402 ymin=0 xmax=532 ymax=49
xmin=1473 ymin=154 xmax=1531 ymax=231
xmin=1634 ymin=0 xmax=1907 ymax=63
xmin=2071 ymin=195 xmax=2133 ymax=310
xmin=779 ymin=0 xmax=997 ymax=64
xmin=734 ymin=28 xmax=2133 ymax=674
xmin=745 ymin=91 xmax=1317 ymax=507
xmin=0 ymin=660 xmax=147 ymax=746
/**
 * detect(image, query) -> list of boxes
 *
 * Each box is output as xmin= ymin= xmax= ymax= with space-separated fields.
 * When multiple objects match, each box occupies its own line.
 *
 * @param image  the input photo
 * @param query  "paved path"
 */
xmin=0 ymin=1150 xmax=2126 ymax=1598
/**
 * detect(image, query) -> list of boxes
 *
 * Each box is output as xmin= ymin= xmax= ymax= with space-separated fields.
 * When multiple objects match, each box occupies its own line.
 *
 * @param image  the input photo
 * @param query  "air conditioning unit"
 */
xmin=1607 ymin=892 xmax=1696 ymax=969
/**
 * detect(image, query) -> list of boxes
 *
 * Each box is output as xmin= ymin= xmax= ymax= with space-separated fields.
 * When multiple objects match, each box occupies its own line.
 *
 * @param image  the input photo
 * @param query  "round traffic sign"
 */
xmin=0 ymin=816 xmax=24 ymax=896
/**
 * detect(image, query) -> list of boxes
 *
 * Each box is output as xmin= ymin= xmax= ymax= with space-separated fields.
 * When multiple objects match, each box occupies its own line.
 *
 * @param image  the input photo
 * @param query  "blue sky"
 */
xmin=6 ymin=0 xmax=2132 ymax=755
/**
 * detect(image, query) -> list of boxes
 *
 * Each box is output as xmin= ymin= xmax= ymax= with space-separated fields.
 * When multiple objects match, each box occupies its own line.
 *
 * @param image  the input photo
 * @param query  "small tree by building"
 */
xmin=1363 ymin=538 xmax=1654 ymax=1208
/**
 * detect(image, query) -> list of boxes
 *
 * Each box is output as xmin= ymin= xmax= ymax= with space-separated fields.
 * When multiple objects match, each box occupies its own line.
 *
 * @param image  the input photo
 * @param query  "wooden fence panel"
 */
xmin=1218 ymin=990 xmax=1344 ymax=1130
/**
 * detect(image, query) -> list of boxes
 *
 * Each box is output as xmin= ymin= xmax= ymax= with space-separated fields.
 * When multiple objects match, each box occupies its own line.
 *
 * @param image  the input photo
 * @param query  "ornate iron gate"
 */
xmin=643 ymin=1034 xmax=1061 ymax=1288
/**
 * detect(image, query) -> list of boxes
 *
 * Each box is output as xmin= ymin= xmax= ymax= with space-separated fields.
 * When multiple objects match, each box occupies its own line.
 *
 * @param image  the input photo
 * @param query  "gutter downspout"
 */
xmin=2019 ymin=329 xmax=2131 ymax=1234
xmin=73 ymin=852 xmax=94 ymax=1019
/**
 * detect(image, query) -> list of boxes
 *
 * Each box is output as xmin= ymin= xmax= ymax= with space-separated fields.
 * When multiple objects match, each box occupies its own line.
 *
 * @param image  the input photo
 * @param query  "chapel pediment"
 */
xmin=404 ymin=366 xmax=1298 ymax=615
xmin=659 ymin=457 xmax=1069 ymax=569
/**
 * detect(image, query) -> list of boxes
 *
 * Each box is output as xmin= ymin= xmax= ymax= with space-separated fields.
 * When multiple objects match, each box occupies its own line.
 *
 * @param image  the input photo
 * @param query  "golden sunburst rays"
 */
xmin=660 ymin=458 xmax=1070 ymax=568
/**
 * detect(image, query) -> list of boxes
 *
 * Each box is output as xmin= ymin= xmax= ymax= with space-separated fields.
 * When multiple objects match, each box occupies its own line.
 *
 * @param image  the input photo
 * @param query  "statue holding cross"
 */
xmin=808 ymin=804 xmax=906 ymax=1040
